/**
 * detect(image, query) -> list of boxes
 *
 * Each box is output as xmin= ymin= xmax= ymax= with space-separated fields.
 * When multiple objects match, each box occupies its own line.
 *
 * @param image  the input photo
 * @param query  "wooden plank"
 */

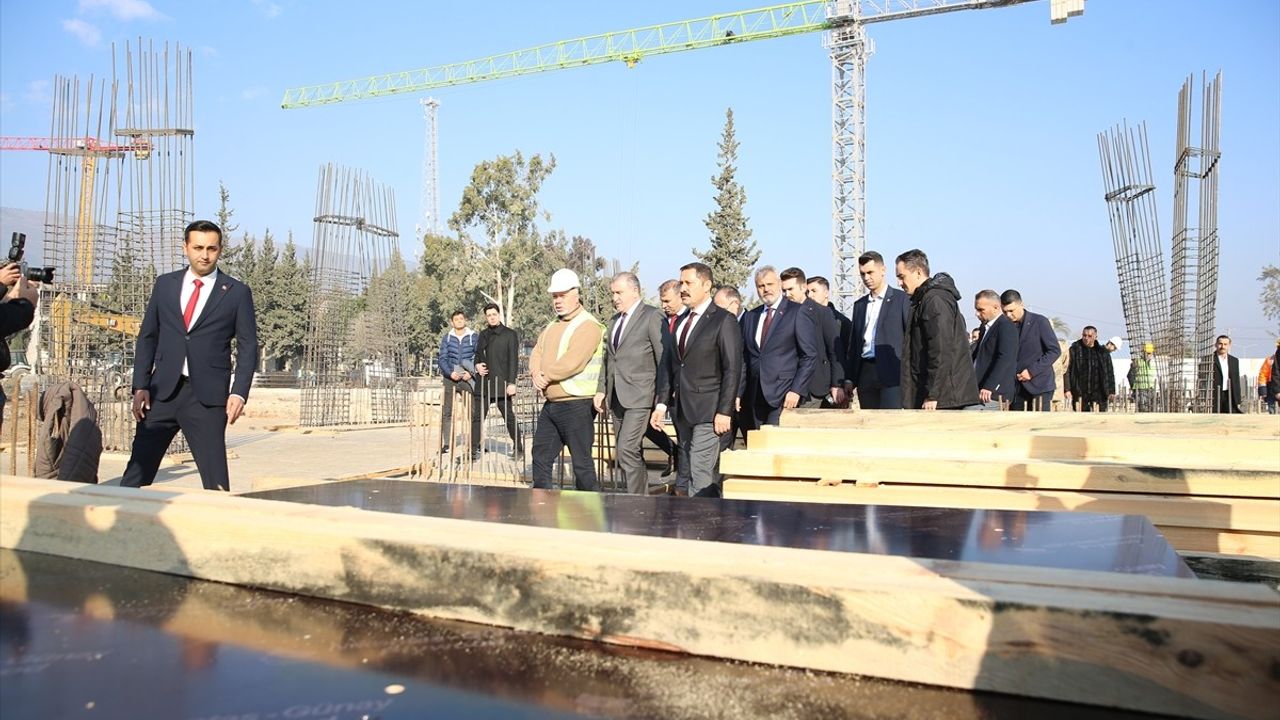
xmin=718 ymin=478 xmax=1280 ymax=535
xmin=747 ymin=427 xmax=1280 ymax=472
xmin=1159 ymin=526 xmax=1280 ymax=560
xmin=719 ymin=449 xmax=1280 ymax=499
xmin=1 ymin=475 xmax=1277 ymax=720
xmin=779 ymin=409 xmax=1280 ymax=438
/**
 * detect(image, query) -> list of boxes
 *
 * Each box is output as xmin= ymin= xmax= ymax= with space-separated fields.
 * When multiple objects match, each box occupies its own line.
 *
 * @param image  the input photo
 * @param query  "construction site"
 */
xmin=2 ymin=1 xmax=1278 ymax=719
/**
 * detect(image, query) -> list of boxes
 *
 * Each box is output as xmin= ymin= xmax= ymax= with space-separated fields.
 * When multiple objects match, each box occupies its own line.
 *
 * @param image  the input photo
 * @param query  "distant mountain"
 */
xmin=0 ymin=208 xmax=47 ymax=263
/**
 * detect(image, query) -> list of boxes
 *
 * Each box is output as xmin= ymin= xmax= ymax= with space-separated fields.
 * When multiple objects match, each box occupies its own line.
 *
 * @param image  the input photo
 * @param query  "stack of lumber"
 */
xmin=721 ymin=410 xmax=1280 ymax=560
xmin=1 ymin=475 xmax=1276 ymax=719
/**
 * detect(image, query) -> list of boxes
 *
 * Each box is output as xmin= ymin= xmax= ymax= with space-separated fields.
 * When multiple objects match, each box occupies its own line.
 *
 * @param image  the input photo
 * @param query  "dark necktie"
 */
xmin=760 ymin=305 xmax=775 ymax=347
xmin=184 ymin=278 xmax=204 ymax=330
xmin=668 ymin=315 xmax=677 ymax=334
xmin=678 ymin=311 xmax=697 ymax=357
xmin=612 ymin=312 xmax=626 ymax=350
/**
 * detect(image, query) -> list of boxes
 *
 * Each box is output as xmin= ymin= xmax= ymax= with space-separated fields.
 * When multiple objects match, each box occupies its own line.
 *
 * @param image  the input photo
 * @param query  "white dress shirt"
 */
xmin=180 ymin=268 xmax=218 ymax=377
xmin=1217 ymin=354 xmax=1229 ymax=390
xmin=862 ymin=286 xmax=887 ymax=359
xmin=754 ymin=297 xmax=783 ymax=348
xmin=612 ymin=298 xmax=643 ymax=347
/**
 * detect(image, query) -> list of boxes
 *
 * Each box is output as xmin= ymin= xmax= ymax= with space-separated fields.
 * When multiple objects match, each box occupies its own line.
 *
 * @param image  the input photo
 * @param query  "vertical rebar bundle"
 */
xmin=38 ymin=40 xmax=194 ymax=450
xmin=1097 ymin=121 xmax=1171 ymax=410
xmin=1170 ymin=72 xmax=1223 ymax=412
xmin=299 ymin=164 xmax=408 ymax=427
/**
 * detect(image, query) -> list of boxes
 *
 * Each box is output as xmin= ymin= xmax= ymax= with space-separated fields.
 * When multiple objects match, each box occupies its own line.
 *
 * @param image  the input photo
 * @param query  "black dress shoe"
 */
xmin=661 ymin=452 xmax=677 ymax=478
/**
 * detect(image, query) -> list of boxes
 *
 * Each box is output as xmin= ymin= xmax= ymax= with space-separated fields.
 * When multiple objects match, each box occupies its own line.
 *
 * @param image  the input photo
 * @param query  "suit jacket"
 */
xmin=597 ymin=302 xmax=664 ymax=409
xmin=132 ymin=268 xmax=258 ymax=407
xmin=656 ymin=302 xmax=742 ymax=426
xmin=1209 ymin=353 xmax=1243 ymax=412
xmin=1012 ymin=311 xmax=1060 ymax=396
xmin=972 ymin=314 xmax=1018 ymax=402
xmin=846 ymin=286 xmax=909 ymax=389
xmin=803 ymin=298 xmax=843 ymax=398
xmin=741 ymin=298 xmax=819 ymax=408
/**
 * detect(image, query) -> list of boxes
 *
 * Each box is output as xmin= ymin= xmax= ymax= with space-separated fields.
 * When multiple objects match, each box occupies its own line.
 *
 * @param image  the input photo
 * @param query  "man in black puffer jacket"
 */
xmin=894 ymin=249 xmax=979 ymax=410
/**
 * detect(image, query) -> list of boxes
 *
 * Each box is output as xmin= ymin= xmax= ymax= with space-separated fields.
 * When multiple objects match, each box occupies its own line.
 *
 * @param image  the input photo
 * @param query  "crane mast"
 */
xmin=282 ymin=0 xmax=1083 ymax=312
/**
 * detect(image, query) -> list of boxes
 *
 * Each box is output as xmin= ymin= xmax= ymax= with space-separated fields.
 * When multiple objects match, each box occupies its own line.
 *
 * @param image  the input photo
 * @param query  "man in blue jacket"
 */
xmin=972 ymin=289 xmax=1018 ymax=409
xmin=1000 ymin=289 xmax=1061 ymax=412
xmin=438 ymin=309 xmax=480 ymax=457
xmin=122 ymin=220 xmax=258 ymax=491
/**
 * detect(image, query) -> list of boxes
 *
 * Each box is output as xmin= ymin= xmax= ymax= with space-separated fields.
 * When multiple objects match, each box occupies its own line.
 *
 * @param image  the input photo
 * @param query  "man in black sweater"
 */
xmin=474 ymin=302 xmax=523 ymax=456
xmin=894 ymin=249 xmax=978 ymax=410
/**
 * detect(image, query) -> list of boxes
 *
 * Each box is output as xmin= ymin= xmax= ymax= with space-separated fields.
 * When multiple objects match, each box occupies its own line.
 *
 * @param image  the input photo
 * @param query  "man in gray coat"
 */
xmin=595 ymin=272 xmax=666 ymax=494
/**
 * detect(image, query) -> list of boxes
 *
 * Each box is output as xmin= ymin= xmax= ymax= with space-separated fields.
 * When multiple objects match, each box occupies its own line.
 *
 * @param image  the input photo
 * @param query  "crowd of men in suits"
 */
xmin=579 ymin=248 xmax=1106 ymax=498
xmin=110 ymin=219 xmax=1252 ymax=494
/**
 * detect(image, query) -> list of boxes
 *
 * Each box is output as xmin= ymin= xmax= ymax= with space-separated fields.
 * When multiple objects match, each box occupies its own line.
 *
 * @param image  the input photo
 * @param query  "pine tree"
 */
xmin=269 ymin=232 xmax=309 ymax=369
xmin=695 ymin=108 xmax=759 ymax=290
xmin=215 ymin=181 xmax=240 ymax=237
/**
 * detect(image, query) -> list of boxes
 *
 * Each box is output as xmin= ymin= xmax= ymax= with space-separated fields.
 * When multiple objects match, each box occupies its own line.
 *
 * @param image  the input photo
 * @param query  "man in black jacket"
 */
xmin=894 ymin=249 xmax=978 ymax=410
xmin=474 ymin=303 xmax=523 ymax=456
xmin=1064 ymin=326 xmax=1115 ymax=412
xmin=1 ymin=267 xmax=40 ymax=430
xmin=1208 ymin=335 xmax=1243 ymax=414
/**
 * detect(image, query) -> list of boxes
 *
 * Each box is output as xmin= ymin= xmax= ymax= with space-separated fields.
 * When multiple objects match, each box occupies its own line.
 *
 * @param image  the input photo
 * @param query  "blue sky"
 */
xmin=1 ymin=0 xmax=1277 ymax=355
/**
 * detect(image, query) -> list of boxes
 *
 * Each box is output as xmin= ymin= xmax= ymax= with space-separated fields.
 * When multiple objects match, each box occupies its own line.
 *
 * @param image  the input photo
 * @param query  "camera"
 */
xmin=5 ymin=232 xmax=55 ymax=284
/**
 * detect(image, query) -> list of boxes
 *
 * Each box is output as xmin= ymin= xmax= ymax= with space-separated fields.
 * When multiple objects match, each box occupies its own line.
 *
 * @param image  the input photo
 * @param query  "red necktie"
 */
xmin=612 ymin=312 xmax=626 ymax=350
xmin=668 ymin=315 xmax=677 ymax=334
xmin=760 ymin=306 xmax=775 ymax=347
xmin=678 ymin=311 xmax=697 ymax=357
xmin=184 ymin=278 xmax=204 ymax=330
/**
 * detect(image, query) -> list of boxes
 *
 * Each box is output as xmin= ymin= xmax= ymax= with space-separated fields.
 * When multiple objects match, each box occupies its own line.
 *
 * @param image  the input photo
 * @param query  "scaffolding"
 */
xmin=299 ymin=164 xmax=409 ymax=427
xmin=1097 ymin=121 xmax=1172 ymax=410
xmin=35 ymin=41 xmax=194 ymax=451
xmin=1099 ymin=71 xmax=1222 ymax=413
xmin=1169 ymin=72 xmax=1222 ymax=412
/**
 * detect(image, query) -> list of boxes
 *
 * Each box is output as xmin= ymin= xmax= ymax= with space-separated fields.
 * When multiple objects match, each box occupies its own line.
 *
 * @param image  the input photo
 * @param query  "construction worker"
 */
xmin=1127 ymin=342 xmax=1158 ymax=413
xmin=1258 ymin=339 xmax=1280 ymax=415
xmin=529 ymin=268 xmax=606 ymax=491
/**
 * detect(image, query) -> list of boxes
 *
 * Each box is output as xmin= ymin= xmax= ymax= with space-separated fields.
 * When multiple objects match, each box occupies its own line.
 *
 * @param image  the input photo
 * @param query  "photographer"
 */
xmin=1 ymin=266 xmax=41 ymax=425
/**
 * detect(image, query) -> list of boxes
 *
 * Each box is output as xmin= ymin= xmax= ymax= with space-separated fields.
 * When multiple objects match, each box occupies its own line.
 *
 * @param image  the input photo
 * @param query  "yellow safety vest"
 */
xmin=1131 ymin=357 xmax=1156 ymax=390
xmin=554 ymin=310 xmax=605 ymax=397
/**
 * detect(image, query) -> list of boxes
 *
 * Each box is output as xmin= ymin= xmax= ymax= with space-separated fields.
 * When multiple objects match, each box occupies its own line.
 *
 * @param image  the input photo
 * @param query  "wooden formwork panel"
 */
xmin=1 ymin=476 xmax=1278 ymax=720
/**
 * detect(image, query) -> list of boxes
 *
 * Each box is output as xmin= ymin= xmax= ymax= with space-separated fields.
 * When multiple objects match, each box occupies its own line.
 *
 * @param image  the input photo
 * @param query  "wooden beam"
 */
xmin=779 ymin=409 xmax=1280 ymax=438
xmin=1 ymin=476 xmax=1276 ymax=719
xmin=719 ymin=450 xmax=1280 ymax=499
xmin=719 ymin=478 xmax=1280 ymax=535
xmin=721 ymin=479 xmax=1280 ymax=558
xmin=747 ymin=427 xmax=1280 ymax=472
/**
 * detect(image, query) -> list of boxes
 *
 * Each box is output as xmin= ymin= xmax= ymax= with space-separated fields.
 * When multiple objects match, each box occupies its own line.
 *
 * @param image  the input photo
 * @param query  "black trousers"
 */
xmin=480 ymin=393 xmax=522 ymax=450
xmin=856 ymin=359 xmax=902 ymax=410
xmin=121 ymin=377 xmax=229 ymax=491
xmin=1013 ymin=388 xmax=1054 ymax=412
xmin=1215 ymin=389 xmax=1241 ymax=414
xmin=531 ymin=399 xmax=598 ymax=491
xmin=644 ymin=424 xmax=675 ymax=456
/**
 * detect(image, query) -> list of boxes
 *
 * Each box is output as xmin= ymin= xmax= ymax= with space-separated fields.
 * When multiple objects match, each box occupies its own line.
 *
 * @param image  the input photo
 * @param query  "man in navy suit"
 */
xmin=1000 ymin=289 xmax=1060 ymax=412
xmin=972 ymin=289 xmax=1018 ymax=409
xmin=122 ymin=220 xmax=258 ymax=491
xmin=651 ymin=262 xmax=742 ymax=497
xmin=780 ymin=267 xmax=844 ymax=407
xmin=846 ymin=251 xmax=909 ymax=410
xmin=740 ymin=265 xmax=819 ymax=427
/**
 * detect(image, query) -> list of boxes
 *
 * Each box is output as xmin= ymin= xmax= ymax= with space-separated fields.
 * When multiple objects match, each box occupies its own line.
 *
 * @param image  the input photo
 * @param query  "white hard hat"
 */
xmin=547 ymin=268 xmax=580 ymax=293
xmin=1107 ymin=336 xmax=1123 ymax=349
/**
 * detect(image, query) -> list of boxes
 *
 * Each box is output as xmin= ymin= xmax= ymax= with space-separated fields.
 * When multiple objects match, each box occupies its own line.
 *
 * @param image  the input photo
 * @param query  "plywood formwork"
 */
xmin=1 ymin=476 xmax=1277 ymax=720
xmin=722 ymin=413 xmax=1280 ymax=559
